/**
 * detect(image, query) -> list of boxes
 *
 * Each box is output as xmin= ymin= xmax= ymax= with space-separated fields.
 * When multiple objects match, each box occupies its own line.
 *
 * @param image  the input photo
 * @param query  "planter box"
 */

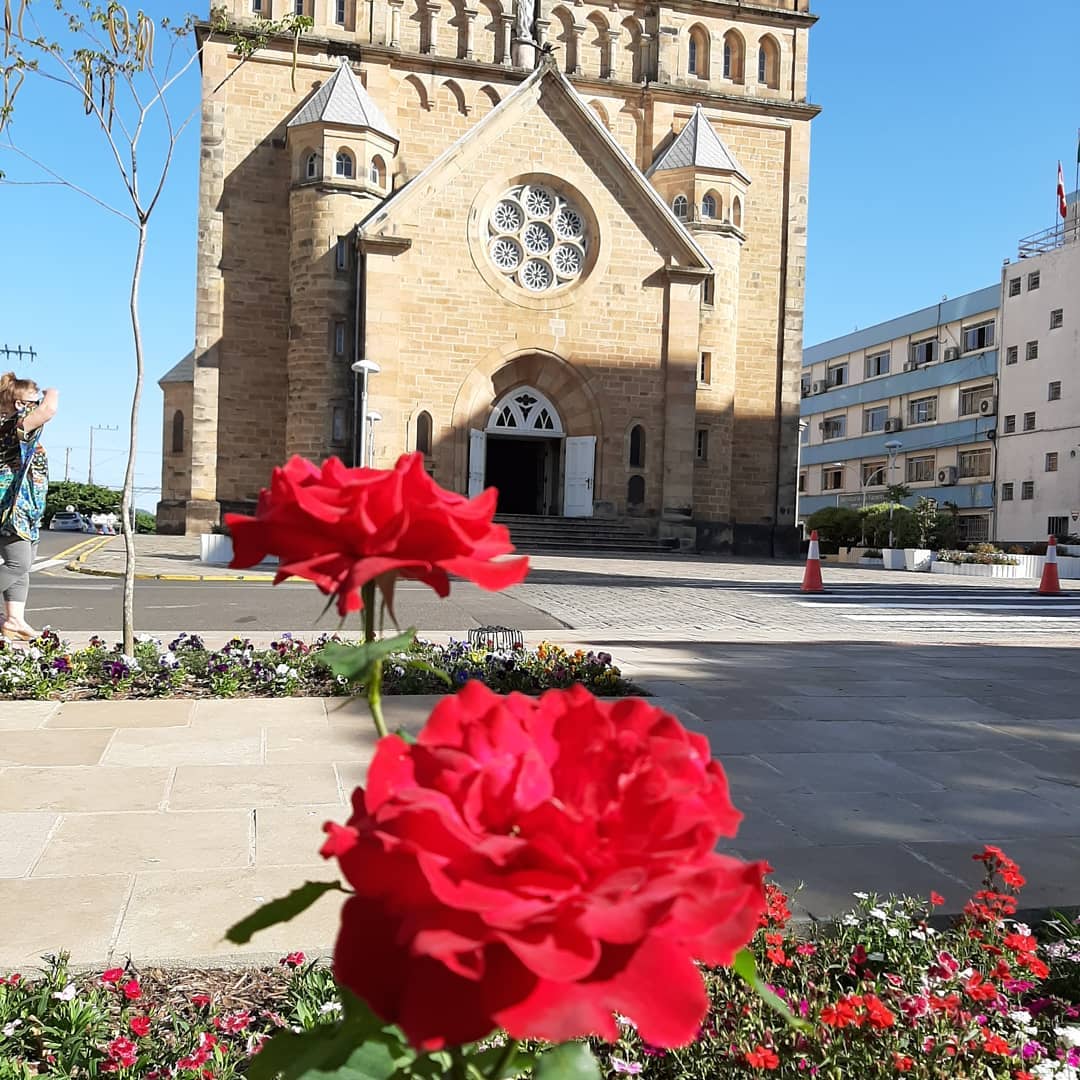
xmin=881 ymin=548 xmax=907 ymax=570
xmin=930 ymin=561 xmax=1021 ymax=579
xmin=199 ymin=534 xmax=277 ymax=568
xmin=903 ymin=548 xmax=934 ymax=572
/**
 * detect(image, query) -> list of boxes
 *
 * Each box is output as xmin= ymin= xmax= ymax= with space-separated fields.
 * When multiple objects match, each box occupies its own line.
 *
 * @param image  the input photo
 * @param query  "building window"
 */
xmin=332 ymin=321 xmax=347 ymax=356
xmin=1026 ymin=340 xmax=1039 ymax=360
xmin=369 ymin=155 xmax=386 ymax=187
xmin=1006 ymin=345 xmax=1018 ymax=365
xmin=1003 ymin=414 xmax=1016 ymax=434
xmin=1046 ymin=452 xmax=1059 ymax=473
xmin=1028 ymin=270 xmax=1040 ymax=290
xmin=702 ymin=275 xmax=715 ymax=306
xmin=731 ymin=196 xmax=743 ymax=229
xmin=962 ymin=320 xmax=994 ymax=353
xmin=700 ymin=194 xmax=717 ymax=219
xmin=1051 ymin=308 xmax=1064 ymax=329
xmin=1023 ymin=411 xmax=1037 ymax=431
xmin=907 ymin=455 xmax=935 ymax=483
xmin=821 ymin=466 xmax=843 ymax=491
xmin=820 ymin=415 xmax=846 ymax=440
xmin=334 ymin=150 xmax=355 ymax=178
xmin=699 ymin=352 xmax=712 ymax=385
xmin=1049 ymin=381 xmax=1062 ymax=401
xmin=294 ymin=0 xmax=304 ymax=14
xmin=958 ymin=448 xmax=991 ymax=478
xmin=695 ymin=429 xmax=708 ymax=461
xmin=800 ymin=374 xmax=811 ymax=398
xmin=1008 ymin=276 xmax=1021 ymax=297
xmin=672 ymin=194 xmax=688 ymax=220
xmin=1001 ymin=482 xmax=1014 ymax=501
xmin=331 ymin=406 xmax=347 ymax=443
xmin=687 ymin=27 xmax=708 ymax=77
xmin=909 ymin=337 xmax=937 ymax=366
xmin=629 ymin=424 xmax=646 ymax=467
xmin=826 ymin=362 xmax=847 ymax=388
xmin=865 ymin=350 xmax=890 ymax=378
xmin=757 ymin=34 xmax=779 ymax=87
xmin=861 ymin=460 xmax=886 ymax=487
xmin=335 ymin=236 xmax=350 ymax=271
xmin=863 ymin=406 xmax=887 ymax=434
xmin=305 ymin=152 xmax=318 ymax=180
xmin=1022 ymin=481 xmax=1035 ymax=500
xmin=252 ymin=0 xmax=263 ymax=11
xmin=722 ymin=30 xmax=744 ymax=82
xmin=171 ymin=410 xmax=184 ymax=454
xmin=798 ymin=471 xmax=806 ymax=493
xmin=908 ymin=396 xmax=937 ymax=425
xmin=415 ymin=411 xmax=433 ymax=455
xmin=959 ymin=383 xmax=994 ymax=416
xmin=336 ymin=0 xmax=346 ymax=22
xmin=958 ymin=515 xmax=990 ymax=543
xmin=1049 ymin=515 xmax=1069 ymax=537
xmin=627 ymin=474 xmax=645 ymax=505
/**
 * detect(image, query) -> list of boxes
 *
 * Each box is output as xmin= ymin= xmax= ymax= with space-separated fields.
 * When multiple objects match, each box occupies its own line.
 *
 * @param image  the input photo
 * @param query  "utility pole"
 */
xmin=88 ymin=424 xmax=119 ymax=485
xmin=0 ymin=344 xmax=37 ymax=365
xmin=64 ymin=447 xmax=71 ymax=481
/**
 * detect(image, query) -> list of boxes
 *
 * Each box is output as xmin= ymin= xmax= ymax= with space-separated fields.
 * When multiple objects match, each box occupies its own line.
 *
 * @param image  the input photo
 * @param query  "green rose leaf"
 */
xmin=402 ymin=658 xmax=454 ymax=687
xmin=733 ymin=947 xmax=810 ymax=1032
xmin=224 ymin=880 xmax=345 ymax=945
xmin=532 ymin=1043 xmax=601 ymax=1080
xmin=316 ymin=631 xmax=418 ymax=686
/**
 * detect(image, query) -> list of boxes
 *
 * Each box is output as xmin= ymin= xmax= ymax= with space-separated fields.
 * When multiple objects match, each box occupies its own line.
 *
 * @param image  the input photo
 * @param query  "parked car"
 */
xmin=49 ymin=511 xmax=89 ymax=532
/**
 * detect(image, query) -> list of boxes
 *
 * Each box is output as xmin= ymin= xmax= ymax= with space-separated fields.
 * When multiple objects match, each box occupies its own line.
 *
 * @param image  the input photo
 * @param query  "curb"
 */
xmin=65 ymin=564 xmax=279 ymax=582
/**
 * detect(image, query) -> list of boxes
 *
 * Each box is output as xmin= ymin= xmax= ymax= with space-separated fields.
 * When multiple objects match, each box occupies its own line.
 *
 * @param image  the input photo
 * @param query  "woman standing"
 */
xmin=0 ymin=373 xmax=58 ymax=641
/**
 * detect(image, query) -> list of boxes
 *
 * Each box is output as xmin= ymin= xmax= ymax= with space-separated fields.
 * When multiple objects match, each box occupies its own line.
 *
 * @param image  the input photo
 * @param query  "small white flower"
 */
xmin=910 ymin=929 xmax=927 ymax=941
xmin=841 ymin=914 xmax=859 ymax=926
xmin=318 ymin=1001 xmax=342 ymax=1015
xmin=3 ymin=1019 xmax=22 ymax=1037
xmin=615 ymin=1014 xmax=637 ymax=1030
xmin=886 ymin=928 xmax=901 ymax=938
xmin=28 ymin=647 xmax=41 ymax=660
xmin=275 ymin=663 xmax=290 ymax=677
xmin=1056 ymin=1025 xmax=1080 ymax=1048
xmin=52 ymin=983 xmax=77 ymax=1001
xmin=853 ymin=891 xmax=869 ymax=900
xmin=868 ymin=907 xmax=888 ymax=921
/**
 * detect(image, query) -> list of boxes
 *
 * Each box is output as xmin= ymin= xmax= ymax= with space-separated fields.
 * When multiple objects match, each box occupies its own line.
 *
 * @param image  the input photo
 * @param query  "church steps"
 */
xmin=495 ymin=515 xmax=678 ymax=554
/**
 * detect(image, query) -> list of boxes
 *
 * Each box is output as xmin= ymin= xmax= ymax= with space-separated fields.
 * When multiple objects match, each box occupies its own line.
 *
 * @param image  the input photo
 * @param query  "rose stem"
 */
xmin=360 ymin=581 xmax=389 ymax=739
xmin=488 ymin=1038 xmax=520 ymax=1078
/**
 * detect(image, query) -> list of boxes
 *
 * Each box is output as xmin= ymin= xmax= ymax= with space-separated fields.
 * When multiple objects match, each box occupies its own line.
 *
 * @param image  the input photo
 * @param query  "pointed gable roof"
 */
xmin=646 ymin=105 xmax=749 ymax=183
xmin=288 ymin=58 xmax=396 ymax=143
xmin=360 ymin=56 xmax=711 ymax=272
xmin=159 ymin=350 xmax=194 ymax=387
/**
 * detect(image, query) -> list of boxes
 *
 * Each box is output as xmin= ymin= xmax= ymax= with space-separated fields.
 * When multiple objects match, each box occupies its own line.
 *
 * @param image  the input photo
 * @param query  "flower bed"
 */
xmin=5 ymin=848 xmax=1080 ymax=1078
xmin=937 ymin=547 xmax=1020 ymax=566
xmin=0 ymin=632 xmax=638 ymax=701
xmin=932 ymin=561 xmax=1022 ymax=579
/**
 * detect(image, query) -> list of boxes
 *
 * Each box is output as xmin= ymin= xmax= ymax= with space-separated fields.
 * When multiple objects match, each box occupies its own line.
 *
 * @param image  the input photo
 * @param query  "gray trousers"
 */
xmin=0 ymin=535 xmax=36 ymax=604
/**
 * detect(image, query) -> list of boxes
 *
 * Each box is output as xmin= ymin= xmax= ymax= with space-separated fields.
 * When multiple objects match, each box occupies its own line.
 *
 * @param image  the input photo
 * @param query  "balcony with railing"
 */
xmin=1018 ymin=195 xmax=1079 ymax=257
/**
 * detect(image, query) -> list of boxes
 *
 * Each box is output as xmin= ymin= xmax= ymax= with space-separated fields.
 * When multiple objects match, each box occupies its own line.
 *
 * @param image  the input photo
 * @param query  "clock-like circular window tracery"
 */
xmin=487 ymin=184 xmax=588 ymax=293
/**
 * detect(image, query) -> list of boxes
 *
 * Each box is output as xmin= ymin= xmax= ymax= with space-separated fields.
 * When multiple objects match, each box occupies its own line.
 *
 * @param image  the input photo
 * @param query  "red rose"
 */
xmin=225 ymin=453 xmax=528 ymax=615
xmin=321 ymin=682 xmax=766 ymax=1050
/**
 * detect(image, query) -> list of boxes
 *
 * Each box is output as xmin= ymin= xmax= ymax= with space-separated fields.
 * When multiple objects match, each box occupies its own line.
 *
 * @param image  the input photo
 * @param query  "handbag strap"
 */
xmin=0 ymin=423 xmax=41 ymax=515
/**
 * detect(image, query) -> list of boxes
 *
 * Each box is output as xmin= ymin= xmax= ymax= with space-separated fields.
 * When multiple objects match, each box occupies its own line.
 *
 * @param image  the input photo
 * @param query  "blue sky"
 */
xmin=0 ymin=1 xmax=1077 ymax=505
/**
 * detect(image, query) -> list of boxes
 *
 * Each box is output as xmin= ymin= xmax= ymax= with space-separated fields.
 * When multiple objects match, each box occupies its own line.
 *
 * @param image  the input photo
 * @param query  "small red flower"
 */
xmin=893 ymin=1054 xmax=914 ymax=1073
xmin=217 ymin=1010 xmax=252 ymax=1034
xmin=129 ymin=1016 xmax=151 ymax=1038
xmin=744 ymin=1045 xmax=780 ymax=1070
xmin=980 ymin=1028 xmax=1011 ymax=1056
xmin=191 ymin=993 xmax=212 ymax=1007
xmin=862 ymin=994 xmax=896 ymax=1030
xmin=101 ymin=967 xmax=124 ymax=984
xmin=122 ymin=979 xmax=142 ymax=1001
xmin=107 ymin=1037 xmax=138 ymax=1067
xmin=850 ymin=944 xmax=868 ymax=968
xmin=964 ymin=973 xmax=998 ymax=1003
xmin=930 ymin=891 xmax=945 ymax=906
xmin=280 ymin=951 xmax=306 ymax=968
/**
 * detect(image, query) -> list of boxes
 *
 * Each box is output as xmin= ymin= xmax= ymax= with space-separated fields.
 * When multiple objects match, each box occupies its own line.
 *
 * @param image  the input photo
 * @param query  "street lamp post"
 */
xmin=351 ymin=359 xmax=380 ymax=467
xmin=884 ymin=439 xmax=903 ymax=547
xmin=366 ymin=410 xmax=382 ymax=468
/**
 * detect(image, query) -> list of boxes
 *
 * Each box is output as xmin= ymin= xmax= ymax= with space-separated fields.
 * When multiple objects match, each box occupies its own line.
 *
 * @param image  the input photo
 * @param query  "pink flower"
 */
xmin=217 ymin=1010 xmax=251 ymax=1034
xmin=107 ymin=1037 xmax=138 ymax=1067
xmin=611 ymin=1059 xmax=643 ymax=1075
xmin=796 ymin=944 xmax=816 ymax=957
xmin=101 ymin=967 xmax=124 ymax=985
xmin=280 ymin=951 xmax=306 ymax=968
xmin=122 ymin=979 xmax=142 ymax=1001
xmin=191 ymin=993 xmax=212 ymax=1007
xmin=129 ymin=1016 xmax=151 ymax=1038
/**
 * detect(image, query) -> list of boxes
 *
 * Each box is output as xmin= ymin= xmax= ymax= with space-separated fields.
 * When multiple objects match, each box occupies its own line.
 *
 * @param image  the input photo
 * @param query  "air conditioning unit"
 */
xmin=978 ymin=395 xmax=997 ymax=416
xmin=903 ymin=360 xmax=917 ymax=372
xmin=944 ymin=346 xmax=960 ymax=361
xmin=937 ymin=466 xmax=958 ymax=486
xmin=884 ymin=418 xmax=903 ymax=433
xmin=811 ymin=380 xmax=826 ymax=395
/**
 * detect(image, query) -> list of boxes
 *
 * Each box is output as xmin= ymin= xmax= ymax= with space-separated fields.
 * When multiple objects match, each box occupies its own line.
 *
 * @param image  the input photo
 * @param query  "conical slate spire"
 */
xmin=288 ymin=58 xmax=396 ymax=141
xmin=646 ymin=104 xmax=748 ymax=181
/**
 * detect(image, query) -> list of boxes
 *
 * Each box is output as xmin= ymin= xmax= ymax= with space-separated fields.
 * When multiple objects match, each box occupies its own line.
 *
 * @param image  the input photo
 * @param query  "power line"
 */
xmin=0 ymin=344 xmax=37 ymax=364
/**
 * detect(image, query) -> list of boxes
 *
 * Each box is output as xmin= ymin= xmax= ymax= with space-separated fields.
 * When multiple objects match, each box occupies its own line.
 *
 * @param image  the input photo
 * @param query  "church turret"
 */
xmin=284 ymin=60 xmax=398 ymax=461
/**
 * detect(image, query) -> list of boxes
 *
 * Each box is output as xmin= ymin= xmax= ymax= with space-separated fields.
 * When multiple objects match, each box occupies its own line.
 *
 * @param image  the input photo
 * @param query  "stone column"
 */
xmin=464 ymin=7 xmax=478 ymax=58
xmin=637 ymin=31 xmax=652 ymax=82
xmin=570 ymin=22 xmax=585 ymax=74
xmin=312 ymin=0 xmax=329 ymax=29
xmin=601 ymin=27 xmax=618 ymax=78
xmin=424 ymin=2 xmax=440 ymax=53
xmin=499 ymin=13 xmax=514 ymax=65
xmin=388 ymin=0 xmax=403 ymax=46
xmin=656 ymin=24 xmax=677 ymax=82
xmin=534 ymin=17 xmax=550 ymax=50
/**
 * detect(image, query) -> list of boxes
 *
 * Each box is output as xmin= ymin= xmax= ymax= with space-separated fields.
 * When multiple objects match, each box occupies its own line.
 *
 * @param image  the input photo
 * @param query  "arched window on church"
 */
xmin=687 ymin=26 xmax=708 ymax=78
xmin=722 ymin=29 xmax=744 ymax=82
xmin=305 ymin=152 xmax=319 ymax=180
xmin=629 ymin=424 xmax=645 ymax=468
xmin=701 ymin=193 xmax=717 ymax=219
xmin=369 ymin=155 xmax=386 ymax=188
xmin=627 ymin=474 xmax=645 ymax=506
xmin=415 ymin=411 xmax=433 ymax=456
xmin=732 ymin=195 xmax=743 ymax=229
xmin=171 ymin=410 xmax=184 ymax=455
xmin=335 ymin=150 xmax=355 ymax=179
xmin=672 ymin=194 xmax=688 ymax=221
xmin=758 ymin=34 xmax=780 ymax=88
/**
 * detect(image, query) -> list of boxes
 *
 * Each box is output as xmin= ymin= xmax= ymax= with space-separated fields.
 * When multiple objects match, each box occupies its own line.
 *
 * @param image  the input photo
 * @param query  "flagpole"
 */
xmin=1074 ymin=128 xmax=1079 ymax=241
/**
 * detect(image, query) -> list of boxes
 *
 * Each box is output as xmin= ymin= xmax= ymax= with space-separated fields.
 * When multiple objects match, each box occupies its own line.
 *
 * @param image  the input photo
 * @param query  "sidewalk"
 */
xmin=5 ymin=640 xmax=1080 ymax=970
xmin=65 ymin=535 xmax=277 ymax=581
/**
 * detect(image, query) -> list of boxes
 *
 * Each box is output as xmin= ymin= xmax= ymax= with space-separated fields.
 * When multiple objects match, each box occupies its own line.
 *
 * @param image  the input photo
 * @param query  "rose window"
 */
xmin=487 ymin=184 xmax=588 ymax=293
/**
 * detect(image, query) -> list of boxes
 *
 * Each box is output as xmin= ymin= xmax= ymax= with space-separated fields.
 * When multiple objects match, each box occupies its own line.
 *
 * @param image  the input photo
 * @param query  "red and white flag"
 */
xmin=1059 ymin=160 xmax=1069 ymax=219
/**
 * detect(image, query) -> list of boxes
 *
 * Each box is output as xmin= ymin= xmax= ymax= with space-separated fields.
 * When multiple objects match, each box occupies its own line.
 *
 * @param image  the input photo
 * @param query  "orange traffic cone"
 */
xmin=801 ymin=529 xmax=824 ymax=593
xmin=1039 ymin=534 xmax=1062 ymax=595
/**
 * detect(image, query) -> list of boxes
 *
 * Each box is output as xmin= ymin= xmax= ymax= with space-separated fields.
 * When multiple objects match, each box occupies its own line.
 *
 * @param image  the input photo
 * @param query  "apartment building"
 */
xmin=798 ymin=285 xmax=1000 ymax=542
xmin=995 ymin=193 xmax=1080 ymax=542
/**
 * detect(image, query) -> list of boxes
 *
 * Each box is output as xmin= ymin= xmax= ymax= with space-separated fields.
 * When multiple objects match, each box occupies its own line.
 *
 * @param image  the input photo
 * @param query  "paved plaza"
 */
xmin=2 ymin=541 xmax=1080 ymax=969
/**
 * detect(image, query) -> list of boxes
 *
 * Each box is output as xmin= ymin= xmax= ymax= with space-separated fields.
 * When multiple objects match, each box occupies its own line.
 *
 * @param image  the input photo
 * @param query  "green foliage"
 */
xmin=318 ymin=631 xmax=419 ymax=690
xmin=226 ymin=881 xmax=346 ymax=946
xmin=532 ymin=1044 xmax=601 ymax=1080
xmin=44 ymin=481 xmax=120 ymax=523
xmin=804 ymin=506 xmax=861 ymax=548
xmin=858 ymin=503 xmax=919 ymax=548
xmin=134 ymin=509 xmax=156 ymax=533
xmin=884 ymin=483 xmax=912 ymax=504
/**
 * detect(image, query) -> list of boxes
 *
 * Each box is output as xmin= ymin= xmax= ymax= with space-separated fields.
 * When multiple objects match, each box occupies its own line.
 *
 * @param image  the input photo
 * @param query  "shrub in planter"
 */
xmin=804 ymin=506 xmax=862 ymax=548
xmin=859 ymin=503 xmax=919 ymax=549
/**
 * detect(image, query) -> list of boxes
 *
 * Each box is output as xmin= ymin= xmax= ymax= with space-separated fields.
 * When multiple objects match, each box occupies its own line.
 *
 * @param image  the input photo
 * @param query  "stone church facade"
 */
xmin=157 ymin=0 xmax=818 ymax=554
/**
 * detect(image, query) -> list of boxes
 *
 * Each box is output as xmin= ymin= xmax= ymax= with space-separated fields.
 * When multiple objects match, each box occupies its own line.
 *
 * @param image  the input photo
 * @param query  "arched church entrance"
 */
xmin=467 ymin=386 xmax=596 ymax=517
